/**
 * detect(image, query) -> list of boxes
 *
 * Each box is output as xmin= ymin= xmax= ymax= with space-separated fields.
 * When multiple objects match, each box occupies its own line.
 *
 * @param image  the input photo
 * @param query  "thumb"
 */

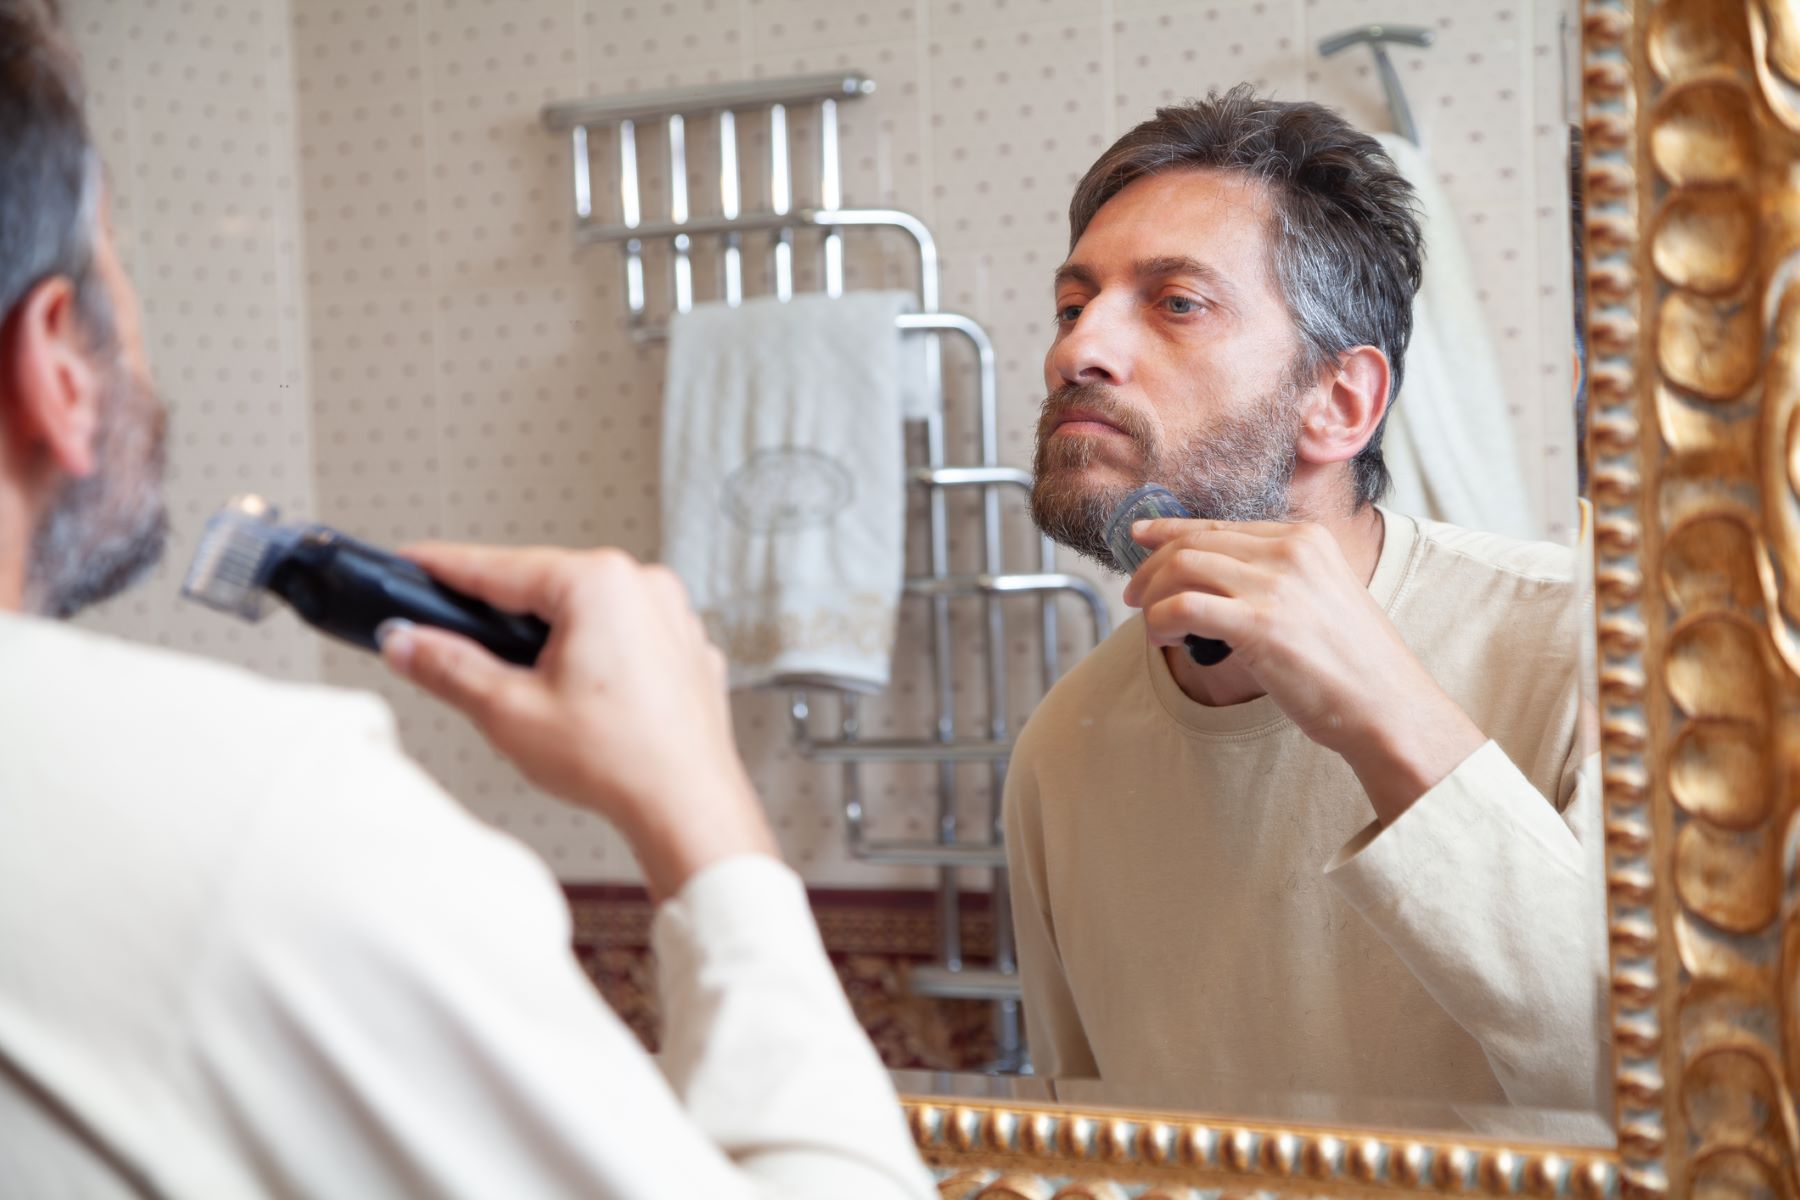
xmin=379 ymin=619 xmax=531 ymax=729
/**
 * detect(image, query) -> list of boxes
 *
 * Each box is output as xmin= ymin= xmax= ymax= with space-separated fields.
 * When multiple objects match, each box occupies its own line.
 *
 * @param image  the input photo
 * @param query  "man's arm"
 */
xmin=1324 ymin=744 xmax=1607 ymax=1110
xmin=364 ymin=543 xmax=933 ymax=1196
xmin=654 ymin=854 xmax=934 ymax=1193
xmin=193 ymin=740 xmax=931 ymax=1199
xmin=1123 ymin=516 xmax=1605 ymax=1108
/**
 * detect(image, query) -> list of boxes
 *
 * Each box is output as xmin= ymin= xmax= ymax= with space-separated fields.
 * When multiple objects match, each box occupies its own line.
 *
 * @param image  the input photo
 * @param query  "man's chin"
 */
xmin=1028 ymin=472 xmax=1138 ymax=575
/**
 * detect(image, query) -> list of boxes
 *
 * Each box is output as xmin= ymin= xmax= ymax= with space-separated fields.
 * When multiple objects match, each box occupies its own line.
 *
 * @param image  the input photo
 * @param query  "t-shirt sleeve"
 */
xmin=1323 ymin=740 xmax=1608 ymax=1112
xmin=1003 ymin=746 xmax=1099 ymax=1081
xmin=187 ymin=737 xmax=932 ymax=1200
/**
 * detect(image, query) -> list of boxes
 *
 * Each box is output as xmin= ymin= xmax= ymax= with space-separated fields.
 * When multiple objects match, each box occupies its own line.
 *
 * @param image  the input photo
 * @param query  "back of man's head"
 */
xmin=0 ymin=1 xmax=166 ymax=619
xmin=0 ymin=0 xmax=110 ymax=348
xmin=1069 ymin=85 xmax=1423 ymax=507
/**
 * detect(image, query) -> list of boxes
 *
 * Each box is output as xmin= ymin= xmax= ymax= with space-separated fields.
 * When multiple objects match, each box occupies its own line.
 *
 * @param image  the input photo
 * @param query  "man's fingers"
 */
xmin=1123 ymin=547 xmax=1260 ymax=609
xmin=396 ymin=541 xmax=575 ymax=620
xmin=1142 ymin=592 xmax=1248 ymax=650
xmin=382 ymin=621 xmax=539 ymax=730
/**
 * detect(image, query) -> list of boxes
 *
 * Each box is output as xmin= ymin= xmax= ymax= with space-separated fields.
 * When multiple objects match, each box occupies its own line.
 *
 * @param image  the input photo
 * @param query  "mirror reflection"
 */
xmin=23 ymin=0 xmax=1608 ymax=1178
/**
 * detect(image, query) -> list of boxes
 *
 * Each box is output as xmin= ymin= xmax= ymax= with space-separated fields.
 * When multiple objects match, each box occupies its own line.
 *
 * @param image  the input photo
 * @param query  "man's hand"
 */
xmin=377 ymin=543 xmax=777 ymax=902
xmin=1124 ymin=517 xmax=1485 ymax=824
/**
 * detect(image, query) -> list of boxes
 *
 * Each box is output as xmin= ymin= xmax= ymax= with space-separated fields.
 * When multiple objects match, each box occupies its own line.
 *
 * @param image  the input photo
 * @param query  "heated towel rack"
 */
xmin=543 ymin=72 xmax=1110 ymax=1068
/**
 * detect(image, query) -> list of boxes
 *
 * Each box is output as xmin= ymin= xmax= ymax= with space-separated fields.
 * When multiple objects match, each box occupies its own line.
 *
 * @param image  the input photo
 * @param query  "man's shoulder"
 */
xmin=1403 ymin=514 xmax=1577 ymax=589
xmin=1389 ymin=513 xmax=1580 ymax=642
xmin=0 ymin=612 xmax=399 ymax=757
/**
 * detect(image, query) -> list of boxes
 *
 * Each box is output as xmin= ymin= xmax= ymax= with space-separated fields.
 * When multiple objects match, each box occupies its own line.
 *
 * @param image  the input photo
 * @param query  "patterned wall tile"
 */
xmin=584 ymin=0 xmax=749 ymax=78
xmin=298 ymin=90 xmax=433 ymax=290
xmin=306 ymin=288 xmax=446 ymax=544
xmin=747 ymin=0 xmax=919 ymax=56
xmin=423 ymin=0 xmax=583 ymax=92
xmin=85 ymin=77 xmax=140 ymax=275
xmin=292 ymin=0 xmax=423 ymax=105
xmin=127 ymin=88 xmax=293 ymax=295
xmin=928 ymin=0 xmax=1093 ymax=36
xmin=1113 ymin=2 xmax=1308 ymax=123
xmin=71 ymin=0 xmax=322 ymax=685
xmin=423 ymin=79 xmax=582 ymax=287
xmin=109 ymin=0 xmax=285 ymax=100
xmin=927 ymin=18 xmax=1110 ymax=248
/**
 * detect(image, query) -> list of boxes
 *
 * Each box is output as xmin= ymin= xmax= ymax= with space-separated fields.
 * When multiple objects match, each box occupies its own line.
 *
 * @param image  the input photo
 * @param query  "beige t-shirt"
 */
xmin=0 ymin=613 xmax=932 ymax=1199
xmin=1004 ymin=509 xmax=1607 ymax=1124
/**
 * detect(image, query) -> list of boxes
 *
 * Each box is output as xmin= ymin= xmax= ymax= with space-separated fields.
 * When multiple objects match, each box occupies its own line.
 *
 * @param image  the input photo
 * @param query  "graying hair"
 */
xmin=0 ymin=0 xmax=114 ymax=350
xmin=1068 ymin=85 xmax=1424 ymax=507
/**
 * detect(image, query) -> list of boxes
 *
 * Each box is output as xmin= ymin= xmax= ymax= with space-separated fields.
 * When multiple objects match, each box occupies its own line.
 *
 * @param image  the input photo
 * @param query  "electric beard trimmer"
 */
xmin=181 ymin=495 xmax=549 ymax=665
xmin=1103 ymin=484 xmax=1233 ymax=666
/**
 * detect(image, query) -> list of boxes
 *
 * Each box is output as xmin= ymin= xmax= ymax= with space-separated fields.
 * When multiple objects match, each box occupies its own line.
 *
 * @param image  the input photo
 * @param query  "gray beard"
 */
xmin=27 ymin=360 xmax=169 ymax=619
xmin=1029 ymin=379 xmax=1301 ymax=574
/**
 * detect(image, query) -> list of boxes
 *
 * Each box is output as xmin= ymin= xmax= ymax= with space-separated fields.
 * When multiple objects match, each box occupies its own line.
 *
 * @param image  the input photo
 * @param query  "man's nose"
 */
xmin=1048 ymin=301 xmax=1131 ymax=388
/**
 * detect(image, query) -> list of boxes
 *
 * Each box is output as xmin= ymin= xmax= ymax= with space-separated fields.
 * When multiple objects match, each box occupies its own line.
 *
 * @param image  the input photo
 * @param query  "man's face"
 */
xmin=1030 ymin=168 xmax=1311 ymax=571
xmin=26 ymin=206 xmax=169 ymax=618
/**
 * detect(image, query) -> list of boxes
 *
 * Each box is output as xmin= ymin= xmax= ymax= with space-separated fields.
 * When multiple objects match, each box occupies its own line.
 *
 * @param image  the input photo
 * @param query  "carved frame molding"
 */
xmin=901 ymin=1 xmax=1800 ymax=1194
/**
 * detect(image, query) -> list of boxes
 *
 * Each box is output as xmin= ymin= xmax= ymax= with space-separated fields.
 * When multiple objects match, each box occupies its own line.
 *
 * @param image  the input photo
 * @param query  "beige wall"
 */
xmin=70 ymin=0 xmax=1578 ymax=887
xmin=68 ymin=0 xmax=320 ymax=682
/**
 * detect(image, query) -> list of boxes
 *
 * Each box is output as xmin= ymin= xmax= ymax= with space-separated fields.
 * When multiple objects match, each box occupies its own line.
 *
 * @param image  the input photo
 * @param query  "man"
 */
xmin=0 ymin=5 xmax=932 ymax=1196
xmin=1007 ymin=86 xmax=1605 ymax=1119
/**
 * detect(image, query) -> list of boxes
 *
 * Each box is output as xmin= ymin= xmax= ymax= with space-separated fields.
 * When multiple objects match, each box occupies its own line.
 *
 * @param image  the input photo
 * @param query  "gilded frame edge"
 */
xmin=900 ymin=2 xmax=1693 ymax=1194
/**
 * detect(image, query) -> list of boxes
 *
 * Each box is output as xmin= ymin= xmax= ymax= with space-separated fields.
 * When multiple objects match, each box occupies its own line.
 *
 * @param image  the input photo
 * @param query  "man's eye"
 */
xmin=1163 ymin=295 xmax=1200 ymax=315
xmin=1056 ymin=304 xmax=1084 ymax=324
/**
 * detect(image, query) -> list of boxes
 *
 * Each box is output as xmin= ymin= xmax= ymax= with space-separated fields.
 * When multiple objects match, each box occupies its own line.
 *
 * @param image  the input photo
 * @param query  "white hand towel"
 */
xmin=1376 ymin=133 xmax=1544 ymax=541
xmin=661 ymin=291 xmax=911 ymax=692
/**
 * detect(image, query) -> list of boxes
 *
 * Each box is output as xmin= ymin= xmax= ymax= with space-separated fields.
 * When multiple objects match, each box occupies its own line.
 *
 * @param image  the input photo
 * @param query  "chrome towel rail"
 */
xmin=543 ymin=72 xmax=1111 ymax=1070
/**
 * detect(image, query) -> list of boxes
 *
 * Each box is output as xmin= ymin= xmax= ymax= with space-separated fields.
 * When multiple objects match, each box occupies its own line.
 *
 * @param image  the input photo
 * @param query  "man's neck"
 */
xmin=1165 ymin=503 xmax=1386 ymax=708
xmin=0 ymin=468 xmax=35 ymax=612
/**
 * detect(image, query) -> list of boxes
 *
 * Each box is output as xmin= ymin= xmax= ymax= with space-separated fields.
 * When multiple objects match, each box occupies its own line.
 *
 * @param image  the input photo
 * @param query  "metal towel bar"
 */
xmin=543 ymin=71 xmax=1111 ymax=1066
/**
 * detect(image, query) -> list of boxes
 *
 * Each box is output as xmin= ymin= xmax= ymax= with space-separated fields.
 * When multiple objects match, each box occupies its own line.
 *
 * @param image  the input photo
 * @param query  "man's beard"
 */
xmin=26 ymin=357 xmax=170 ymax=619
xmin=1029 ymin=371 xmax=1305 ymax=573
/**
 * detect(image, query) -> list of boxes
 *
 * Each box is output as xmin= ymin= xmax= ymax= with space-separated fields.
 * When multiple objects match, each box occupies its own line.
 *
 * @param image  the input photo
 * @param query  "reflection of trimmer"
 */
xmin=181 ymin=495 xmax=549 ymax=666
xmin=1103 ymin=485 xmax=1233 ymax=666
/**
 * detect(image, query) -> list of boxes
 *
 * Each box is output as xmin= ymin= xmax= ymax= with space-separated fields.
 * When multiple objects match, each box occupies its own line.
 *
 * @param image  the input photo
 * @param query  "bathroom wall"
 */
xmin=67 ymin=0 xmax=321 ymax=683
xmin=69 ymin=0 xmax=1579 ymax=887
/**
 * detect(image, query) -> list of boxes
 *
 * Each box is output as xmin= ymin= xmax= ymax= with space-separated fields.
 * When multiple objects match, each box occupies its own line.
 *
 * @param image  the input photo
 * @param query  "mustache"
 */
xmin=1035 ymin=383 xmax=1158 ymax=450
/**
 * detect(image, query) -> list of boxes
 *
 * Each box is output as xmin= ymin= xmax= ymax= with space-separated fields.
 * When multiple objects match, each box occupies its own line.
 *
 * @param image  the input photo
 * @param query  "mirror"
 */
xmin=80 ymin=0 xmax=1786 ymax=1192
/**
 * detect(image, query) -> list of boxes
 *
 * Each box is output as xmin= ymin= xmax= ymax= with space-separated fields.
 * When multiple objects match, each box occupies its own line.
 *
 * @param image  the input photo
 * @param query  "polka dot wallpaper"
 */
xmin=69 ymin=0 xmax=1580 ymax=886
xmin=69 ymin=0 xmax=322 ymax=684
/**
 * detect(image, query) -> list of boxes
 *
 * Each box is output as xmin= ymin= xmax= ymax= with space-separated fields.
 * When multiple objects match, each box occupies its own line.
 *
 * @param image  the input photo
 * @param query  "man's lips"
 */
xmin=1050 ymin=410 xmax=1128 ymax=437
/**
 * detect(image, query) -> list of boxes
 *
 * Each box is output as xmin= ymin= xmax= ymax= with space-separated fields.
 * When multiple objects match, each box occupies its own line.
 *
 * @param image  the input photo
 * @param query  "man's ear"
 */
xmin=0 ymin=276 xmax=102 ymax=478
xmin=1294 ymin=344 xmax=1389 ymax=467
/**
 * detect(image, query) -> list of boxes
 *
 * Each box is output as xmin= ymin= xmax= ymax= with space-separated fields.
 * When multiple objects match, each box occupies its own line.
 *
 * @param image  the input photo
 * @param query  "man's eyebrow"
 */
xmin=1052 ymin=261 xmax=1098 ymax=292
xmin=1052 ymin=255 xmax=1236 ymax=301
xmin=1134 ymin=255 xmax=1229 ymax=292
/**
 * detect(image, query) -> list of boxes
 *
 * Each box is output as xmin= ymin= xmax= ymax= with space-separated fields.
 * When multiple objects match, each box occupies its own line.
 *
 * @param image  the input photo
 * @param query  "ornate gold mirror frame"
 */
xmin=898 ymin=1 xmax=1800 ymax=1194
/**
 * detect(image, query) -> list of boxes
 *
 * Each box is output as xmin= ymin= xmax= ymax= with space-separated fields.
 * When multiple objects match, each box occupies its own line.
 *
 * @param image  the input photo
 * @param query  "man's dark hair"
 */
xmin=0 ymin=0 xmax=112 ymax=350
xmin=1069 ymin=85 xmax=1424 ymax=507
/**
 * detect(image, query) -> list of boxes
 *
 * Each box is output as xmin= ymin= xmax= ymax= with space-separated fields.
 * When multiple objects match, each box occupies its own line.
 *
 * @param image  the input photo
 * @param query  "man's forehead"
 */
xmin=1062 ymin=168 xmax=1278 ymax=289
